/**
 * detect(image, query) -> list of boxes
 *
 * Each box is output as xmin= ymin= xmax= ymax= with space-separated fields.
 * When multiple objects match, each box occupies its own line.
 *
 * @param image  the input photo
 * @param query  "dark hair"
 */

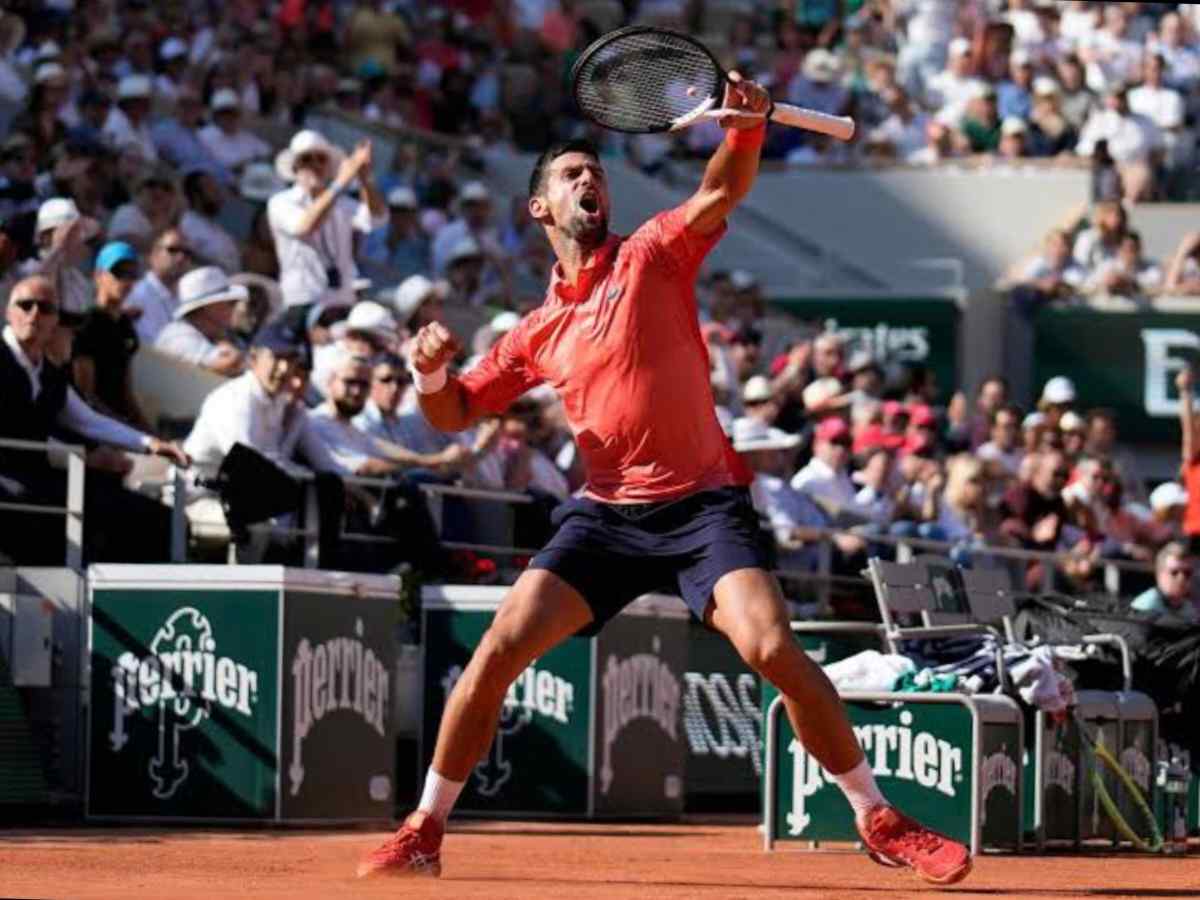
xmin=991 ymin=403 xmax=1023 ymax=425
xmin=182 ymin=170 xmax=208 ymax=206
xmin=978 ymin=374 xmax=1009 ymax=396
xmin=528 ymin=139 xmax=601 ymax=198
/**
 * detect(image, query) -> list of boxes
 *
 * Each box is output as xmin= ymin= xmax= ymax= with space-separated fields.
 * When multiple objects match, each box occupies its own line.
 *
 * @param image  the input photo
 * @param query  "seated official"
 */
xmin=1131 ymin=542 xmax=1199 ymax=626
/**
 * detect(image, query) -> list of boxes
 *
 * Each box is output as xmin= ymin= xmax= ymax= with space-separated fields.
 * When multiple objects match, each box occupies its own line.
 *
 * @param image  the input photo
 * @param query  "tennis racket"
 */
xmin=1071 ymin=710 xmax=1163 ymax=853
xmin=571 ymin=26 xmax=856 ymax=141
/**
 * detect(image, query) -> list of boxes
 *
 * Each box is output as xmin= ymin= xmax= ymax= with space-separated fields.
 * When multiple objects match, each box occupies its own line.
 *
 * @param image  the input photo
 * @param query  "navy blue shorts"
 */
xmin=528 ymin=486 xmax=773 ymax=636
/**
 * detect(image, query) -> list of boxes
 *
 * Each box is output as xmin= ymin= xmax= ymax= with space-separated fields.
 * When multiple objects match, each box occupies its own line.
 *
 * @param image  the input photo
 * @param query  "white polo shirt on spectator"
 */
xmin=154 ymin=319 xmax=222 ymax=368
xmin=791 ymin=456 xmax=861 ymax=514
xmin=354 ymin=401 xmax=454 ymax=455
xmin=751 ymin=473 xmax=827 ymax=542
xmin=197 ymin=124 xmax=271 ymax=172
xmin=1076 ymin=109 xmax=1162 ymax=163
xmin=180 ymin=210 xmax=241 ymax=274
xmin=306 ymin=407 xmax=389 ymax=475
xmin=184 ymin=370 xmax=334 ymax=477
xmin=1085 ymin=256 xmax=1163 ymax=295
xmin=1128 ymin=84 xmax=1185 ymax=130
xmin=268 ymin=184 xmax=385 ymax=308
xmin=124 ymin=272 xmax=178 ymax=345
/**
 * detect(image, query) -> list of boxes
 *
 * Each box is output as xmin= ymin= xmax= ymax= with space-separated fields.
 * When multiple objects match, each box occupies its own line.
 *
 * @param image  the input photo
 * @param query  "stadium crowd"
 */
xmin=0 ymin=1 xmax=1196 ymax=621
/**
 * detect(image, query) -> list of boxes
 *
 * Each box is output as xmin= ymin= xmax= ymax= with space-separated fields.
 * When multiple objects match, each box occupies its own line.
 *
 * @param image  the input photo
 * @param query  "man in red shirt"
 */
xmin=359 ymin=76 xmax=970 ymax=886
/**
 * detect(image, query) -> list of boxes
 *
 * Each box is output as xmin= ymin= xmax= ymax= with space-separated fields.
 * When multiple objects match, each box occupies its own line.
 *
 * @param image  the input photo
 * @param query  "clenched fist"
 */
xmin=412 ymin=322 xmax=461 ymax=374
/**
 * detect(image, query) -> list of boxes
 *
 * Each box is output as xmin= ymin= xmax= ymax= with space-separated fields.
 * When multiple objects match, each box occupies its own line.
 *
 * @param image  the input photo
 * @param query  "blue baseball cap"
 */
xmin=95 ymin=241 xmax=138 ymax=272
xmin=251 ymin=319 xmax=301 ymax=356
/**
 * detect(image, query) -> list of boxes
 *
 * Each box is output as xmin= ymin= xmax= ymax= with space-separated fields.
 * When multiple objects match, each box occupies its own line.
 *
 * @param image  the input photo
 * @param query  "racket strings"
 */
xmin=573 ymin=30 xmax=721 ymax=133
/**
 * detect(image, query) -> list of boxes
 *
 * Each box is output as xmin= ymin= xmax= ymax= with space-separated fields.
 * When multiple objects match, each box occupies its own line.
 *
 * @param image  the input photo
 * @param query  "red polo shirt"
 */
xmin=459 ymin=205 xmax=737 ymax=502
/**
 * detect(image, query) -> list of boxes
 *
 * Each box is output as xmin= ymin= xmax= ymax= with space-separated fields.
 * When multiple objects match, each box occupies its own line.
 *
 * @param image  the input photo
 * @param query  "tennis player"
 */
xmin=358 ymin=73 xmax=971 ymax=886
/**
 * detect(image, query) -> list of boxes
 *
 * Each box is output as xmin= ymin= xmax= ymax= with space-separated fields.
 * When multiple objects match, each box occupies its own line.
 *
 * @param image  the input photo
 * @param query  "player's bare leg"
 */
xmin=706 ymin=567 xmax=971 ymax=886
xmin=357 ymin=569 xmax=592 ymax=878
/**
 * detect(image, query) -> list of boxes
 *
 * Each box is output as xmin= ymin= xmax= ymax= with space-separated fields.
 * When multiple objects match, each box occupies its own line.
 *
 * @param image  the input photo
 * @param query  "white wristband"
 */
xmin=411 ymin=362 xmax=448 ymax=394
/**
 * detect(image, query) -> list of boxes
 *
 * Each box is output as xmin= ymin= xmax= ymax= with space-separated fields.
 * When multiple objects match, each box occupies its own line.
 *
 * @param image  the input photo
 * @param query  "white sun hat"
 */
xmin=35 ymin=197 xmax=100 ymax=240
xmin=392 ymin=274 xmax=439 ymax=326
xmin=117 ymin=74 xmax=153 ymax=101
xmin=175 ymin=267 xmax=249 ymax=319
xmin=210 ymin=88 xmax=241 ymax=112
xmin=333 ymin=300 xmax=398 ymax=339
xmin=274 ymin=129 xmax=345 ymax=182
xmin=731 ymin=417 xmax=801 ymax=453
xmin=1040 ymin=375 xmax=1077 ymax=405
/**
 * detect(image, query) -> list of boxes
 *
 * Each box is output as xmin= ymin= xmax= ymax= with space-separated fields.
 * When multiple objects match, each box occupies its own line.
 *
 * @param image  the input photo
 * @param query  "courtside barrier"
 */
xmin=0 ymin=438 xmax=86 ymax=571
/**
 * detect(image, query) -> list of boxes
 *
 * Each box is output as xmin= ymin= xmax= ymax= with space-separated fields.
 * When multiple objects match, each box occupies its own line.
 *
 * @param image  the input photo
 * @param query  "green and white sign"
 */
xmin=421 ymin=587 xmax=687 ymax=818
xmin=87 ymin=565 xmax=399 ymax=823
xmin=771 ymin=296 xmax=962 ymax=399
xmin=90 ymin=587 xmax=279 ymax=819
xmin=1034 ymin=308 xmax=1200 ymax=444
xmin=765 ymin=694 xmax=1022 ymax=854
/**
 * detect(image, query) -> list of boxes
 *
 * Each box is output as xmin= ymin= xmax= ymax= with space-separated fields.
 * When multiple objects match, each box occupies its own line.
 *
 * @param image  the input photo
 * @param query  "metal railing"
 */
xmin=0 ymin=438 xmax=86 ymax=571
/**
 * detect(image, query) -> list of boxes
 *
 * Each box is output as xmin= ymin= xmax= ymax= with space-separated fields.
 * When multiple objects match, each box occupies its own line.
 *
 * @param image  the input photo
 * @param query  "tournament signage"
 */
xmin=771 ymin=296 xmax=961 ymax=398
xmin=767 ymin=696 xmax=1022 ymax=851
xmin=280 ymin=591 xmax=395 ymax=820
xmin=422 ymin=587 xmax=687 ymax=817
xmin=88 ymin=566 xmax=399 ymax=823
xmin=1033 ymin=307 xmax=1200 ymax=444
xmin=90 ymin=587 xmax=278 ymax=819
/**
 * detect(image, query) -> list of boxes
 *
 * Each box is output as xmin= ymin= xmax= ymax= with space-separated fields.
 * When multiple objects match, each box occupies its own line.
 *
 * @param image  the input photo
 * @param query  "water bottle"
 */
xmin=1157 ymin=751 xmax=1191 ymax=855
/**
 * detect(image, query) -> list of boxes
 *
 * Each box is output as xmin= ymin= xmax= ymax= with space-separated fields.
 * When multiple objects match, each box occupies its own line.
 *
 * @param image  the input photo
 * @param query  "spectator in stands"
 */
xmin=155 ymin=266 xmax=246 ymax=375
xmin=269 ymin=130 xmax=386 ymax=310
xmin=0 ymin=133 xmax=40 ymax=221
xmin=1038 ymin=376 xmax=1076 ymax=430
xmin=1076 ymin=84 xmax=1163 ymax=202
xmin=997 ymin=117 xmax=1031 ymax=160
xmin=791 ymin=417 xmax=869 ymax=522
xmin=934 ymin=454 xmax=1000 ymax=565
xmin=151 ymin=87 xmax=231 ymax=183
xmin=441 ymin=236 xmax=489 ymax=307
xmin=103 ymin=75 xmax=157 ymax=163
xmin=468 ymin=398 xmax=570 ymax=501
xmin=180 ymin=167 xmax=240 ymax=274
xmin=23 ymin=198 xmax=97 ymax=328
xmin=960 ymin=83 xmax=1002 ymax=153
xmin=952 ymin=374 xmax=1009 ymax=450
xmin=1073 ymin=199 xmax=1126 ymax=269
xmin=1055 ymin=54 xmax=1097 ymax=131
xmin=0 ymin=275 xmax=188 ymax=563
xmin=1128 ymin=53 xmax=1188 ymax=170
xmin=198 ymin=90 xmax=272 ymax=174
xmin=1077 ymin=3 xmax=1143 ymax=94
xmin=155 ymin=37 xmax=189 ymax=104
xmin=124 ymin=227 xmax=192 ymax=346
xmin=924 ymin=37 xmax=980 ymax=124
xmin=741 ymin=375 xmax=780 ymax=427
xmin=978 ymin=403 xmax=1024 ymax=478
xmin=907 ymin=119 xmax=968 ymax=165
xmin=1130 ymin=541 xmax=1198 ymax=624
xmin=1027 ymin=77 xmax=1079 ymax=157
xmin=1147 ymin=482 xmax=1188 ymax=547
xmin=361 ymin=186 xmax=428 ymax=279
xmin=1164 ymin=231 xmax=1200 ymax=296
xmin=309 ymin=349 xmax=470 ymax=478
xmin=1150 ymin=11 xmax=1200 ymax=90
xmin=1000 ymin=447 xmax=1071 ymax=563
xmin=1082 ymin=230 xmax=1162 ymax=297
xmin=107 ymin=168 xmax=180 ymax=251
xmin=344 ymin=0 xmax=411 ymax=76
xmin=1059 ymin=410 xmax=1087 ymax=462
xmin=998 ymin=50 xmax=1036 ymax=121
xmin=391 ymin=274 xmax=445 ymax=340
xmin=72 ymin=242 xmax=149 ymax=429
xmin=788 ymin=48 xmax=849 ymax=117
xmin=733 ymin=415 xmax=828 ymax=571
xmin=431 ymin=180 xmax=506 ymax=282
xmin=864 ymin=86 xmax=929 ymax=162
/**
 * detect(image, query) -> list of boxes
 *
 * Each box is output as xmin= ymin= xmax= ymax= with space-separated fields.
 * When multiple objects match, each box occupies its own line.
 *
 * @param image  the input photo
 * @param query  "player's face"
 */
xmin=538 ymin=152 xmax=609 ymax=248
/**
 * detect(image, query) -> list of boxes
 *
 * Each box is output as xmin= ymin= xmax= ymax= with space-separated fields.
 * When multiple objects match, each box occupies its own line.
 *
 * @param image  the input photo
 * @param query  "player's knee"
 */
xmin=738 ymin=631 xmax=794 ymax=681
xmin=471 ymin=627 xmax=531 ymax=691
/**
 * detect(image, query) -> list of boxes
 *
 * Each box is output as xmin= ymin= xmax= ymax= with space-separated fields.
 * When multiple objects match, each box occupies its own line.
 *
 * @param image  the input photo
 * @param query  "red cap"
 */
xmin=815 ymin=417 xmax=850 ymax=443
xmin=908 ymin=404 xmax=936 ymax=428
xmin=770 ymin=353 xmax=791 ymax=377
xmin=903 ymin=432 xmax=936 ymax=456
xmin=853 ymin=423 xmax=885 ymax=454
xmin=882 ymin=400 xmax=906 ymax=419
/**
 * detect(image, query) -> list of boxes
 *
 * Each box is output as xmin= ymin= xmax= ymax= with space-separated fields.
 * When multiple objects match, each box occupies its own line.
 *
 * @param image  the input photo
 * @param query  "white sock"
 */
xmin=417 ymin=768 xmax=465 ymax=825
xmin=832 ymin=757 xmax=887 ymax=826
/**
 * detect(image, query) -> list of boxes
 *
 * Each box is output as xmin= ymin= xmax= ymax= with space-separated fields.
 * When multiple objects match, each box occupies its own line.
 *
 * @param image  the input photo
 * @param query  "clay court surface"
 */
xmin=2 ymin=818 xmax=1195 ymax=899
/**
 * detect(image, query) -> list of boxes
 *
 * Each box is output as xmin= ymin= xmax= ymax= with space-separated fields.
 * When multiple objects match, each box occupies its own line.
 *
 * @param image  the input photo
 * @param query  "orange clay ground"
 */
xmin=1 ymin=817 xmax=1195 ymax=900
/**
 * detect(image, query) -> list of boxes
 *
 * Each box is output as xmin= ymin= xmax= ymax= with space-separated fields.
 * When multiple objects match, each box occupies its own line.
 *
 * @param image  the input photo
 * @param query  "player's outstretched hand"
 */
xmin=720 ymin=71 xmax=771 ymax=130
xmin=412 ymin=322 xmax=461 ymax=374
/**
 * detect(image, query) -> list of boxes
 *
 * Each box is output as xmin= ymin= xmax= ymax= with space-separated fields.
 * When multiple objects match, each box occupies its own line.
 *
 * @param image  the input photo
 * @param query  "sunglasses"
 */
xmin=13 ymin=298 xmax=58 ymax=315
xmin=296 ymin=153 xmax=328 ymax=167
xmin=162 ymin=245 xmax=194 ymax=257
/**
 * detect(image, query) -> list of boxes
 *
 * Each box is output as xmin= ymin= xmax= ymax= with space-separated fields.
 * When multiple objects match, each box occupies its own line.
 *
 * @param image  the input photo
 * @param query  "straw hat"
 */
xmin=175 ymin=267 xmax=249 ymax=319
xmin=274 ymin=129 xmax=345 ymax=182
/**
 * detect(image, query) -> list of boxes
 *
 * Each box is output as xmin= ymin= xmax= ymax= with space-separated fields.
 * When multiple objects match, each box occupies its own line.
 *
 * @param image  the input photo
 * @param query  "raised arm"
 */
xmin=1178 ymin=367 xmax=1196 ymax=465
xmin=411 ymin=322 xmax=485 ymax=433
xmin=683 ymin=73 xmax=772 ymax=236
xmin=292 ymin=142 xmax=374 ymax=238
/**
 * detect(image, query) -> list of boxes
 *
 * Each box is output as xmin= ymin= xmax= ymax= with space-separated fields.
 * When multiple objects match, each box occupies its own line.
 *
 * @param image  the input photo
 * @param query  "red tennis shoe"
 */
xmin=857 ymin=805 xmax=972 ymax=886
xmin=356 ymin=811 xmax=444 ymax=879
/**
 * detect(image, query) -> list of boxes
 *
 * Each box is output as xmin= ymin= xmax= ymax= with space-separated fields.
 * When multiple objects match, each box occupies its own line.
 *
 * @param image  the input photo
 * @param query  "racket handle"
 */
xmin=769 ymin=103 xmax=856 ymax=141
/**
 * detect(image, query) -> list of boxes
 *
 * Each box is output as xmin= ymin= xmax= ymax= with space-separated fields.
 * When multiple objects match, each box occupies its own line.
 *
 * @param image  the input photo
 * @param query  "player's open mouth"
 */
xmin=579 ymin=192 xmax=600 ymax=214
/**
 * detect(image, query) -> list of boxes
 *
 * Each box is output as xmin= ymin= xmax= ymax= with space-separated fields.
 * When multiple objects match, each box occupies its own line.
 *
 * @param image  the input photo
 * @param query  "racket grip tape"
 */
xmin=769 ymin=103 xmax=856 ymax=141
